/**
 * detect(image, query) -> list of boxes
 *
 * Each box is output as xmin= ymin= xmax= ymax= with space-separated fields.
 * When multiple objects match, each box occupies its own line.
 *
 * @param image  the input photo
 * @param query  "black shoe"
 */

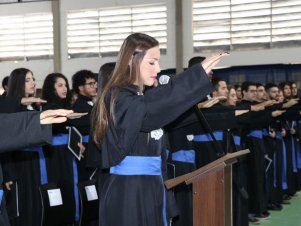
xmin=282 ymin=199 xmax=291 ymax=205
xmin=254 ymin=212 xmax=270 ymax=219
xmin=274 ymin=203 xmax=283 ymax=210
xmin=249 ymin=216 xmax=260 ymax=225
xmin=283 ymin=194 xmax=292 ymax=200
xmin=267 ymin=203 xmax=282 ymax=211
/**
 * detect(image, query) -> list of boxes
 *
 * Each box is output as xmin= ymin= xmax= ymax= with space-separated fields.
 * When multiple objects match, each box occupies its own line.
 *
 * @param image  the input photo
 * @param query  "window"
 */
xmin=0 ymin=0 xmax=50 ymax=4
xmin=67 ymin=4 xmax=167 ymax=59
xmin=0 ymin=13 xmax=53 ymax=61
xmin=193 ymin=0 xmax=301 ymax=51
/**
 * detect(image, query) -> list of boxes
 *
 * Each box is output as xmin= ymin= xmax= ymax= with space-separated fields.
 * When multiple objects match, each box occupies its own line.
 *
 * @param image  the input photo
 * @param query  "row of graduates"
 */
xmin=0 ymin=33 xmax=228 ymax=226
xmin=164 ymin=74 xmax=301 ymax=226
xmin=0 ymin=67 xmax=100 ymax=226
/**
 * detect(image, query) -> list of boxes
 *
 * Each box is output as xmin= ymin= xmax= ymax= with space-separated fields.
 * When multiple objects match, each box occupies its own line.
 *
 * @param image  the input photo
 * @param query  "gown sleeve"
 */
xmin=100 ymin=64 xmax=213 ymax=168
xmin=0 ymin=111 xmax=52 ymax=152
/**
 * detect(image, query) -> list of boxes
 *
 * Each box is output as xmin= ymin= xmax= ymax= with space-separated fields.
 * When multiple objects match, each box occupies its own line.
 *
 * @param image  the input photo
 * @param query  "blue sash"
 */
xmin=172 ymin=150 xmax=195 ymax=163
xmin=0 ymin=189 xmax=3 ymax=208
xmin=262 ymin=129 xmax=269 ymax=137
xmin=297 ymin=141 xmax=301 ymax=169
xmin=110 ymin=156 xmax=167 ymax=226
xmin=281 ymin=139 xmax=288 ymax=189
xmin=51 ymin=134 xmax=79 ymax=222
xmin=275 ymin=132 xmax=282 ymax=140
xmin=247 ymin=130 xmax=263 ymax=139
xmin=193 ymin=131 xmax=223 ymax=142
xmin=52 ymin=134 xmax=68 ymax=146
xmin=82 ymin=135 xmax=89 ymax=143
xmin=233 ymin=135 xmax=241 ymax=146
xmin=24 ymin=146 xmax=48 ymax=185
xmin=72 ymin=158 xmax=79 ymax=222
xmin=110 ymin=156 xmax=161 ymax=175
xmin=291 ymin=137 xmax=298 ymax=173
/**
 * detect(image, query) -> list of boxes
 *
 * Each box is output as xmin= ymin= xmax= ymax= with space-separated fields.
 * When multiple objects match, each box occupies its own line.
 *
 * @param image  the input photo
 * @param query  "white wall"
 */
xmin=0 ymin=0 xmax=300 ymax=89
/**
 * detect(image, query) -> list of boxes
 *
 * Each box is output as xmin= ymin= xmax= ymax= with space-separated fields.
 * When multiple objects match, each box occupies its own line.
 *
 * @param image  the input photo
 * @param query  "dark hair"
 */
xmin=234 ymin=84 xmax=241 ymax=90
xmin=7 ymin=68 xmax=33 ymax=97
xmin=2 ymin=76 xmax=9 ymax=89
xmin=241 ymin=81 xmax=256 ymax=93
xmin=211 ymin=77 xmax=225 ymax=91
xmin=72 ymin=70 xmax=96 ymax=94
xmin=256 ymin=83 xmax=264 ymax=88
xmin=188 ymin=56 xmax=206 ymax=68
xmin=265 ymin=83 xmax=278 ymax=91
xmin=93 ymin=33 xmax=159 ymax=147
xmin=278 ymin=81 xmax=291 ymax=92
xmin=42 ymin=73 xmax=71 ymax=108
xmin=98 ymin=62 xmax=116 ymax=92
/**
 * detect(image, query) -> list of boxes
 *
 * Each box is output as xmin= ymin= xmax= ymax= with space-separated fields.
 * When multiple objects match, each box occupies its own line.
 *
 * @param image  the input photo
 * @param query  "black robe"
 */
xmin=0 ymin=112 xmax=51 ymax=226
xmin=70 ymin=94 xmax=96 ymax=181
xmin=4 ymin=105 xmax=45 ymax=226
xmin=99 ymin=64 xmax=212 ymax=226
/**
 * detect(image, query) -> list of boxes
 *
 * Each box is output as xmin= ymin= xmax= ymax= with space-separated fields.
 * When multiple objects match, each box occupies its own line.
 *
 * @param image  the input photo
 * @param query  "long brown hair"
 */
xmin=92 ymin=33 xmax=159 ymax=147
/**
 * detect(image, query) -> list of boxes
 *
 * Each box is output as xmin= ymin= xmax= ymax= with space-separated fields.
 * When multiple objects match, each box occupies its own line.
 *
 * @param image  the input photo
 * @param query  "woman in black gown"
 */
xmin=92 ymin=33 xmax=228 ymax=226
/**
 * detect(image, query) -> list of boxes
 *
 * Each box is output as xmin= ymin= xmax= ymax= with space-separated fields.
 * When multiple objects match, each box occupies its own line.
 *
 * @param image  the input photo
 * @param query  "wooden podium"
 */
xmin=165 ymin=149 xmax=250 ymax=226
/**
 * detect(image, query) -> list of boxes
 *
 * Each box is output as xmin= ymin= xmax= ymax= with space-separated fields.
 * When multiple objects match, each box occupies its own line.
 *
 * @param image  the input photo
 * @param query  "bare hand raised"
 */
xmin=21 ymin=97 xmax=47 ymax=105
xmin=201 ymin=52 xmax=229 ymax=75
xmin=40 ymin=109 xmax=74 ymax=124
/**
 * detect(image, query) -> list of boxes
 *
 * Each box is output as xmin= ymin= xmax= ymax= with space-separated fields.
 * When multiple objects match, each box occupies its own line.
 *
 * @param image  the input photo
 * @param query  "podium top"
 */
xmin=165 ymin=149 xmax=250 ymax=189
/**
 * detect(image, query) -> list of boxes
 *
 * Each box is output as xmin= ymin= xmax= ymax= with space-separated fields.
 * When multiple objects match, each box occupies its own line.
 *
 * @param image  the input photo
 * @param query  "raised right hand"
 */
xmin=201 ymin=52 xmax=229 ymax=75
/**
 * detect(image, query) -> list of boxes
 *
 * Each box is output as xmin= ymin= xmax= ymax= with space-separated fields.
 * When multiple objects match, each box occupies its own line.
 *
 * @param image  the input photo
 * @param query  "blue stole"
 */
xmin=82 ymin=135 xmax=89 ymax=143
xmin=172 ymin=150 xmax=195 ymax=164
xmin=193 ymin=131 xmax=223 ymax=142
xmin=0 ymin=189 xmax=3 ymax=208
xmin=274 ymin=132 xmax=282 ymax=187
xmin=24 ymin=146 xmax=48 ymax=185
xmin=247 ymin=130 xmax=263 ymax=139
xmin=281 ymin=138 xmax=288 ymax=190
xmin=233 ymin=135 xmax=241 ymax=146
xmin=110 ymin=156 xmax=167 ymax=226
xmin=52 ymin=134 xmax=79 ymax=222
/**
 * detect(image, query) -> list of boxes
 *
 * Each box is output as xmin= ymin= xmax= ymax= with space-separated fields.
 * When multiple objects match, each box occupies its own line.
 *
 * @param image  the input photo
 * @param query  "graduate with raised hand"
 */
xmin=92 ymin=33 xmax=228 ymax=226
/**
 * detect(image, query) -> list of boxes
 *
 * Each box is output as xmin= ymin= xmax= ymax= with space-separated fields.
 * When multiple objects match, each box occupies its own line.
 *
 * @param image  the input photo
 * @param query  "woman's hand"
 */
xmin=283 ymin=98 xmax=299 ymax=108
xmin=5 ymin=181 xmax=14 ymax=191
xmin=235 ymin=109 xmax=249 ymax=116
xmin=197 ymin=96 xmax=226 ymax=109
xmin=21 ymin=97 xmax=47 ymax=105
xmin=78 ymin=143 xmax=86 ymax=158
xmin=40 ymin=109 xmax=74 ymax=124
xmin=201 ymin=52 xmax=229 ymax=75
xmin=272 ymin=110 xmax=286 ymax=117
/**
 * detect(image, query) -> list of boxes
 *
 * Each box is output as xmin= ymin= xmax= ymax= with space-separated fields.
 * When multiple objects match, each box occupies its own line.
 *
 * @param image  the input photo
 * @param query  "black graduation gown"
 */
xmin=99 ymin=64 xmax=212 ymax=226
xmin=0 ymin=112 xmax=51 ymax=226
xmin=70 ymin=94 xmax=96 ymax=181
xmin=42 ymin=103 xmax=76 ymax=223
xmin=237 ymin=100 xmax=273 ymax=215
xmin=6 ymin=105 xmax=45 ymax=226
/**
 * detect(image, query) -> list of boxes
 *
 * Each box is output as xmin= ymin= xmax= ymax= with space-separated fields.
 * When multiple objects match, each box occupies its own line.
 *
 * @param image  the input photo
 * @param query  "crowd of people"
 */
xmin=0 ymin=32 xmax=300 ymax=226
